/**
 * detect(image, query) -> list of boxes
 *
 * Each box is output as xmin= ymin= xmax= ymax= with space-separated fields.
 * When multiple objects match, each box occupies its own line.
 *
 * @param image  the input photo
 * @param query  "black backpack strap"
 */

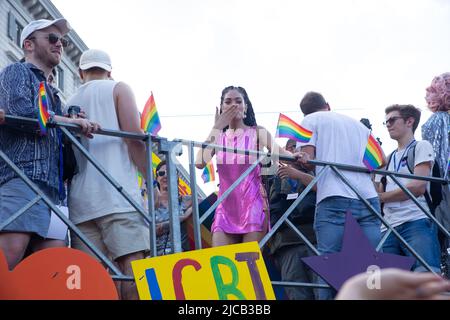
xmin=405 ymin=142 xmax=417 ymax=174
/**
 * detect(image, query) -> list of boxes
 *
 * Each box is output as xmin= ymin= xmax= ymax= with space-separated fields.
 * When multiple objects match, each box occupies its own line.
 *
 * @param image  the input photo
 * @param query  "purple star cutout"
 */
xmin=302 ymin=211 xmax=415 ymax=291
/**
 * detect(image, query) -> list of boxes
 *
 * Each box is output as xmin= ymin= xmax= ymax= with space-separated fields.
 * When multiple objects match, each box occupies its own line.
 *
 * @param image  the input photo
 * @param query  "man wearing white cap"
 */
xmin=0 ymin=19 xmax=99 ymax=271
xmin=67 ymin=49 xmax=148 ymax=300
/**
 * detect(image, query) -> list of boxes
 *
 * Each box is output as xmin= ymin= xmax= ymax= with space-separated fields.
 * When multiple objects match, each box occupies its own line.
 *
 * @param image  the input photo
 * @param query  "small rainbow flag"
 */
xmin=363 ymin=135 xmax=383 ymax=171
xmin=447 ymin=152 xmax=450 ymax=176
xmin=276 ymin=113 xmax=313 ymax=143
xmin=141 ymin=92 xmax=161 ymax=136
xmin=201 ymin=162 xmax=215 ymax=184
xmin=38 ymin=82 xmax=50 ymax=135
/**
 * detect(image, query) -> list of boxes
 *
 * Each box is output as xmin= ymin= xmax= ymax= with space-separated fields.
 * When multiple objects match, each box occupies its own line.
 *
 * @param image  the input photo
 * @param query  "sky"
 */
xmin=52 ymin=0 xmax=450 ymax=193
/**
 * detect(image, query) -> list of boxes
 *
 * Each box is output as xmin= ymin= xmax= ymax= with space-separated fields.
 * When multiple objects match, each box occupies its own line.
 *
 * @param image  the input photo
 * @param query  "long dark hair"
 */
xmin=220 ymin=86 xmax=257 ymax=129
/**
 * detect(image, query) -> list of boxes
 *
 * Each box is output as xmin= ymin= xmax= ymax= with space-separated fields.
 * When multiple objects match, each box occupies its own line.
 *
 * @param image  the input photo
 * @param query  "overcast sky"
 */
xmin=52 ymin=0 xmax=450 ymax=192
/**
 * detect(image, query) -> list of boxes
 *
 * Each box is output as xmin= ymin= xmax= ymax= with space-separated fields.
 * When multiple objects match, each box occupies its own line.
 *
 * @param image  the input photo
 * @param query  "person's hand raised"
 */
xmin=213 ymin=106 xmax=239 ymax=131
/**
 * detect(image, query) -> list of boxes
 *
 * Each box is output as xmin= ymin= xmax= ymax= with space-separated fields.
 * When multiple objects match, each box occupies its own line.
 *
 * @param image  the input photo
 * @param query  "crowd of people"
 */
xmin=0 ymin=18 xmax=449 ymax=300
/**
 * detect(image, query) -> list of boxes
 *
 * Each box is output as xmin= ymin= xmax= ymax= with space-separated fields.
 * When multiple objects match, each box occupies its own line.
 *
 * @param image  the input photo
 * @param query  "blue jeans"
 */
xmin=314 ymin=196 xmax=381 ymax=300
xmin=382 ymin=218 xmax=441 ymax=273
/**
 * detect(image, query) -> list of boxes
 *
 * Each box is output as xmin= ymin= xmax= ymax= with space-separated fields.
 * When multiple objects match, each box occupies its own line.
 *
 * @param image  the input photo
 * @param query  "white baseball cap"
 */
xmin=79 ymin=49 xmax=112 ymax=72
xmin=20 ymin=18 xmax=71 ymax=47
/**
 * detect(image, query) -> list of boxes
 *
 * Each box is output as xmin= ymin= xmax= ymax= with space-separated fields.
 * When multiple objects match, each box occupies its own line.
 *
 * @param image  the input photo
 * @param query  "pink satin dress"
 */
xmin=211 ymin=127 xmax=267 ymax=234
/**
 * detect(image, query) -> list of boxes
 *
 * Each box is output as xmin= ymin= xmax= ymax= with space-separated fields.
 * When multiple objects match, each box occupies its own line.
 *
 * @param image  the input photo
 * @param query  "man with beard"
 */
xmin=0 ymin=19 xmax=98 ymax=270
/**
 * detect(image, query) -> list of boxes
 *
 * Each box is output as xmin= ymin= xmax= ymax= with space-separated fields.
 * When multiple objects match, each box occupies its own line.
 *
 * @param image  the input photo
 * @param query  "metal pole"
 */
xmin=188 ymin=142 xmax=202 ymax=249
xmin=160 ymin=139 xmax=183 ymax=253
xmin=145 ymin=135 xmax=157 ymax=257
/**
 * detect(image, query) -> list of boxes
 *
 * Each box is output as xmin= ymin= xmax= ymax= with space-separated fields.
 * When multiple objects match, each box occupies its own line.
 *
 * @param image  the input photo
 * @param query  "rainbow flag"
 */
xmin=363 ymin=135 xmax=383 ymax=171
xmin=276 ymin=113 xmax=313 ymax=143
xmin=141 ymin=92 xmax=161 ymax=136
xmin=38 ymin=82 xmax=50 ymax=135
xmin=447 ymin=152 xmax=450 ymax=176
xmin=201 ymin=162 xmax=215 ymax=183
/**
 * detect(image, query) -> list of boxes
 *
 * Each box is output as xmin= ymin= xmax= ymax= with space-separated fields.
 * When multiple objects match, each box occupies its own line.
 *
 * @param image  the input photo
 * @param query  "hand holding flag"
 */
xmin=38 ymin=82 xmax=50 ymax=135
xmin=201 ymin=162 xmax=216 ymax=184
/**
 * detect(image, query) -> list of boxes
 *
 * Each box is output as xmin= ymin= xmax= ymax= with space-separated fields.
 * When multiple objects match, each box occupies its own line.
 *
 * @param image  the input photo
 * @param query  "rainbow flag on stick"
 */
xmin=141 ymin=92 xmax=161 ymax=136
xmin=201 ymin=162 xmax=215 ymax=184
xmin=276 ymin=113 xmax=313 ymax=143
xmin=363 ymin=135 xmax=383 ymax=171
xmin=38 ymin=82 xmax=50 ymax=135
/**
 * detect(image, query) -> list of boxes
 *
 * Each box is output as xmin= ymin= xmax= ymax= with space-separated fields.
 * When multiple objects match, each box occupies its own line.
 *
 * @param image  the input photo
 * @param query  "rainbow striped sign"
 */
xmin=38 ymin=82 xmax=50 ymax=135
xmin=141 ymin=92 xmax=161 ymax=136
xmin=276 ymin=113 xmax=312 ymax=143
xmin=363 ymin=135 xmax=383 ymax=171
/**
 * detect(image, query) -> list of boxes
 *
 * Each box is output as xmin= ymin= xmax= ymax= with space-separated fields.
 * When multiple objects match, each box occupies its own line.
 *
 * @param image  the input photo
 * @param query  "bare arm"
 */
xmin=378 ymin=162 xmax=431 ymax=203
xmin=298 ymin=145 xmax=316 ymax=171
xmin=114 ymin=82 xmax=147 ymax=176
xmin=0 ymin=109 xmax=4 ymax=124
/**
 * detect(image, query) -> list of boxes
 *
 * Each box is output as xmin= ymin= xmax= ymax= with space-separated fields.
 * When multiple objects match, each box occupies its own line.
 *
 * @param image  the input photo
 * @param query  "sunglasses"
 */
xmin=28 ymin=33 xmax=69 ymax=48
xmin=157 ymin=171 xmax=166 ymax=177
xmin=383 ymin=116 xmax=404 ymax=127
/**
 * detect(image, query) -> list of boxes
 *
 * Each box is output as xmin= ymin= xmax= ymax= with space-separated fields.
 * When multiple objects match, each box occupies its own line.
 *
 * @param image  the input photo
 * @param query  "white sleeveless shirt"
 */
xmin=66 ymin=80 xmax=142 ymax=224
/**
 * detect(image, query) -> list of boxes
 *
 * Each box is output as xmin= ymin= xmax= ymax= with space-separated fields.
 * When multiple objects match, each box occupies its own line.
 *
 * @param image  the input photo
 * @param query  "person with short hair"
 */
xmin=296 ymin=91 xmax=384 ymax=300
xmin=66 ymin=49 xmax=149 ymax=300
xmin=0 ymin=19 xmax=98 ymax=271
xmin=378 ymin=104 xmax=441 ymax=273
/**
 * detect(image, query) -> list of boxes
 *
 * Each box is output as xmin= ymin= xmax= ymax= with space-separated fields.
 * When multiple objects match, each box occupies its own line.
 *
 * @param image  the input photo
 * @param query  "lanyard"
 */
xmin=393 ymin=140 xmax=416 ymax=172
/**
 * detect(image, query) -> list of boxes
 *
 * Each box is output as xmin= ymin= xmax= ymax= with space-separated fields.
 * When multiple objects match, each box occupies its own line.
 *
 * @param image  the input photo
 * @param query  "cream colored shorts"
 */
xmin=71 ymin=212 xmax=150 ymax=261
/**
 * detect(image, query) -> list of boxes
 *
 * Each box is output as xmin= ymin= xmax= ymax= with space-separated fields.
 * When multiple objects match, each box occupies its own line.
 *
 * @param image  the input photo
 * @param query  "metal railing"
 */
xmin=1 ymin=115 xmax=449 ymax=293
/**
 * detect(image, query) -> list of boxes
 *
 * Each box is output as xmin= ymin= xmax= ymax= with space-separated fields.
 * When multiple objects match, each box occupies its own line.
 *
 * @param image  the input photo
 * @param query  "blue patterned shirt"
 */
xmin=0 ymin=62 xmax=62 ymax=192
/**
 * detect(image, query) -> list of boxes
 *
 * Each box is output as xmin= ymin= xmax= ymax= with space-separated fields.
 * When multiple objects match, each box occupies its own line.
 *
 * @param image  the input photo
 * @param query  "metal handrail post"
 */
xmin=188 ymin=142 xmax=202 ymax=249
xmin=145 ymin=134 xmax=157 ymax=257
xmin=159 ymin=138 xmax=183 ymax=253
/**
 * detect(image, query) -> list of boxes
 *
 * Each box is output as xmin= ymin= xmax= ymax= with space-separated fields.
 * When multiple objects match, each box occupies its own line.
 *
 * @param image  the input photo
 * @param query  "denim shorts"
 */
xmin=0 ymin=178 xmax=57 ymax=238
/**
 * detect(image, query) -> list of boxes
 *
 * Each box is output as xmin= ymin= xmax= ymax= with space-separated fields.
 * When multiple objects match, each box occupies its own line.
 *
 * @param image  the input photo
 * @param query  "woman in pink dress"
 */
xmin=196 ymin=86 xmax=290 ymax=247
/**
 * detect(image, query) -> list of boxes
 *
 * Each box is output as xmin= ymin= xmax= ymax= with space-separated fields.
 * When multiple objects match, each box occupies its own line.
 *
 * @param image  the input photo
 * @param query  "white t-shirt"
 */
xmin=66 ymin=80 xmax=142 ymax=224
xmin=297 ymin=111 xmax=378 ymax=204
xmin=379 ymin=140 xmax=434 ymax=230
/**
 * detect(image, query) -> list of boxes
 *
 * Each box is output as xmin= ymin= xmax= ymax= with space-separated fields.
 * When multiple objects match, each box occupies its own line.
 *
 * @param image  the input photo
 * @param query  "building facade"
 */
xmin=0 ymin=0 xmax=88 ymax=101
